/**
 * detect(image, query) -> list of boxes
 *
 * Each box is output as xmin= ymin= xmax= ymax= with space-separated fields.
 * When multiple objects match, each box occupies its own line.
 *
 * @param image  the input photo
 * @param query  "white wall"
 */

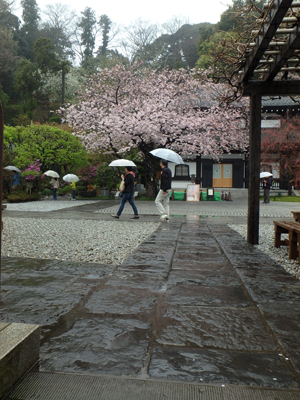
xmin=168 ymin=161 xmax=196 ymax=190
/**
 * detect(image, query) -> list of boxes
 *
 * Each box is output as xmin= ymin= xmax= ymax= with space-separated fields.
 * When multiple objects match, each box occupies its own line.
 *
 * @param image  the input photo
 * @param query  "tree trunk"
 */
xmin=143 ymin=154 xmax=158 ymax=198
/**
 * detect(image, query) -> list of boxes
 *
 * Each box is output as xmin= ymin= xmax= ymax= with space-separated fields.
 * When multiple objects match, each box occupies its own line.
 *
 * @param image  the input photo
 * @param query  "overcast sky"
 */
xmin=15 ymin=0 xmax=233 ymax=26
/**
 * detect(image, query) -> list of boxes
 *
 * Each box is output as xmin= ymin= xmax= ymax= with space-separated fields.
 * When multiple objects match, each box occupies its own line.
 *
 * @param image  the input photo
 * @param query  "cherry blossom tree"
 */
xmin=63 ymin=64 xmax=249 ymax=195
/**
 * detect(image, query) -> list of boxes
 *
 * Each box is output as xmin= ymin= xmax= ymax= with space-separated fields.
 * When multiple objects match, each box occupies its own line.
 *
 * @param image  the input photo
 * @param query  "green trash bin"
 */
xmin=174 ymin=191 xmax=185 ymax=200
xmin=214 ymin=192 xmax=221 ymax=201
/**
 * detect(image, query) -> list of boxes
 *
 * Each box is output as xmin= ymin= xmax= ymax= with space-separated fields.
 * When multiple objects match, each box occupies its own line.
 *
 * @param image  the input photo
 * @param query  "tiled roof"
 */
xmin=262 ymin=96 xmax=300 ymax=107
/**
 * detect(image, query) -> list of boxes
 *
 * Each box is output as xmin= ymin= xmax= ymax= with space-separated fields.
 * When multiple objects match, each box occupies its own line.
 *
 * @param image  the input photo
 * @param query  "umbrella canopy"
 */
xmin=109 ymin=159 xmax=136 ymax=167
xmin=44 ymin=170 xmax=60 ymax=178
xmin=260 ymin=172 xmax=273 ymax=178
xmin=150 ymin=149 xmax=184 ymax=165
xmin=63 ymin=174 xmax=79 ymax=183
xmin=4 ymin=166 xmax=21 ymax=173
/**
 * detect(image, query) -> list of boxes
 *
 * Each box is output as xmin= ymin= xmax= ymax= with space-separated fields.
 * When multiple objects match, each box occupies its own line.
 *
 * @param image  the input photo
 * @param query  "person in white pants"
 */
xmin=155 ymin=159 xmax=172 ymax=221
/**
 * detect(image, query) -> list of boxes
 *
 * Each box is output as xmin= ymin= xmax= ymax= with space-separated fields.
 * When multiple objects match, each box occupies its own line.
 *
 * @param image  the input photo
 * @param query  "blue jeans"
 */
xmin=117 ymin=192 xmax=138 ymax=216
xmin=53 ymin=188 xmax=57 ymax=200
xmin=72 ymin=189 xmax=76 ymax=199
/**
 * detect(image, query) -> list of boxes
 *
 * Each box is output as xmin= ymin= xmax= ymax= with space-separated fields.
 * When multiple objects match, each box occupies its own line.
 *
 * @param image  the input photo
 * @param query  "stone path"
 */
xmin=1 ymin=200 xmax=300 ymax=399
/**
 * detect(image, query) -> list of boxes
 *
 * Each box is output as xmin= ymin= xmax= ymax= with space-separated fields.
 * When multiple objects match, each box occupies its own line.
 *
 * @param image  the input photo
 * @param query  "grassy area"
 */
xmin=260 ymin=196 xmax=300 ymax=202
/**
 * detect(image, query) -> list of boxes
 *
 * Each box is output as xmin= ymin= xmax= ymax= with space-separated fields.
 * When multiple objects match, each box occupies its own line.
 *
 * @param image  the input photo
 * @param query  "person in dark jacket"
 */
xmin=263 ymin=175 xmax=273 ymax=203
xmin=155 ymin=159 xmax=172 ymax=221
xmin=111 ymin=166 xmax=139 ymax=219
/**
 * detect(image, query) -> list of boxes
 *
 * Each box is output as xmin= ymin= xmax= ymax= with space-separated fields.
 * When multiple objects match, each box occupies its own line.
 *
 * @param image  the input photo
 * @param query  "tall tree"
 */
xmin=78 ymin=7 xmax=96 ymax=68
xmin=33 ymin=38 xmax=71 ymax=104
xmin=40 ymin=3 xmax=77 ymax=59
xmin=121 ymin=19 xmax=159 ymax=62
xmin=19 ymin=0 xmax=41 ymax=59
xmin=63 ymin=65 xmax=248 ymax=196
xmin=14 ymin=58 xmax=41 ymax=118
xmin=98 ymin=14 xmax=111 ymax=56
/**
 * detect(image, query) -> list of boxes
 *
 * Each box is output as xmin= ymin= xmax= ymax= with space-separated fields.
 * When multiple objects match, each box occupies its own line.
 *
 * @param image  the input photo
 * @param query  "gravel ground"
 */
xmin=229 ymin=224 xmax=300 ymax=280
xmin=2 ymin=218 xmax=160 ymax=265
xmin=3 ymin=201 xmax=300 ymax=279
xmin=5 ymin=200 xmax=98 ymax=212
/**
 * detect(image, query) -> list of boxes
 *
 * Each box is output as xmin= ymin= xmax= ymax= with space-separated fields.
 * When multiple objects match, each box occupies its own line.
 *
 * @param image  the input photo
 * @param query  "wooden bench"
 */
xmin=291 ymin=211 xmax=300 ymax=222
xmin=274 ymin=220 xmax=300 ymax=261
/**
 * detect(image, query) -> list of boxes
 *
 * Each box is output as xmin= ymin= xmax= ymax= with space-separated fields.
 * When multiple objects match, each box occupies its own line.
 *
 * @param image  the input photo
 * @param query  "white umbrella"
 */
xmin=150 ymin=149 xmax=184 ymax=164
xmin=44 ymin=170 xmax=60 ymax=178
xmin=4 ymin=166 xmax=21 ymax=173
xmin=63 ymin=174 xmax=79 ymax=183
xmin=260 ymin=172 xmax=273 ymax=178
xmin=109 ymin=159 xmax=136 ymax=167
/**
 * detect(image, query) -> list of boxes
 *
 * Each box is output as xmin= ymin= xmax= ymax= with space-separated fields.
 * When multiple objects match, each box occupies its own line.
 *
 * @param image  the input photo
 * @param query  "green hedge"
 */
xmin=7 ymin=192 xmax=41 ymax=203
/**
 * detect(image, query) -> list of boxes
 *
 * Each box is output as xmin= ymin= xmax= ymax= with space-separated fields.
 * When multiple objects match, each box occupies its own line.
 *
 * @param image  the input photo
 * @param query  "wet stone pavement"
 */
xmin=1 ymin=215 xmax=300 ymax=390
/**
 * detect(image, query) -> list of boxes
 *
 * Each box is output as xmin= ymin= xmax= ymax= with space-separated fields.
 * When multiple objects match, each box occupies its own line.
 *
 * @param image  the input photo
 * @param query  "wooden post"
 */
xmin=0 ymin=101 xmax=3 ymax=287
xmin=247 ymin=94 xmax=261 ymax=244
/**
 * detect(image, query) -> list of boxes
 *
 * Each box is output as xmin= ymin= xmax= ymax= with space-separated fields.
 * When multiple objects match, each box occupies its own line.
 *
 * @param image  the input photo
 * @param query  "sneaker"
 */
xmin=131 ymin=215 xmax=139 ymax=219
xmin=160 ymin=215 xmax=169 ymax=221
xmin=111 ymin=214 xmax=119 ymax=218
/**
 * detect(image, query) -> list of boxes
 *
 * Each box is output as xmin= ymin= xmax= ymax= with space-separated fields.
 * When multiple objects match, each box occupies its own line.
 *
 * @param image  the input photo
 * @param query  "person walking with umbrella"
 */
xmin=155 ymin=159 xmax=172 ymax=221
xmin=111 ymin=166 xmax=139 ymax=219
xmin=11 ymin=170 xmax=20 ymax=191
xmin=263 ymin=174 xmax=273 ymax=204
xmin=50 ymin=177 xmax=59 ymax=200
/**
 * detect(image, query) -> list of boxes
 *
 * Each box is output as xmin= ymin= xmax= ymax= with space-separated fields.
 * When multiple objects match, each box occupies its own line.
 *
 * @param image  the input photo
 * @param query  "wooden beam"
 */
xmin=247 ymin=94 xmax=261 ymax=245
xmin=263 ymin=23 xmax=300 ymax=81
xmin=243 ymin=79 xmax=300 ymax=95
xmin=240 ymin=0 xmax=293 ymax=82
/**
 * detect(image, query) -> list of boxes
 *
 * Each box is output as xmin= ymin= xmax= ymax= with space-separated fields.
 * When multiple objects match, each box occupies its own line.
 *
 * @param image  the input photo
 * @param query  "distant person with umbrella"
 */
xmin=50 ymin=178 xmax=59 ymax=200
xmin=155 ymin=159 xmax=172 ymax=221
xmin=63 ymin=174 xmax=79 ymax=201
xmin=111 ymin=166 xmax=139 ymax=219
xmin=11 ymin=170 xmax=20 ymax=190
xmin=263 ymin=174 xmax=273 ymax=204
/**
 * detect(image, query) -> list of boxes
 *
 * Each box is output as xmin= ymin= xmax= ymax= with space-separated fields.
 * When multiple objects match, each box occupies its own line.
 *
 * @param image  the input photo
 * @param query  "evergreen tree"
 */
xmin=19 ymin=0 xmax=41 ymax=60
xmin=98 ymin=14 xmax=111 ymax=56
xmin=78 ymin=7 xmax=96 ymax=68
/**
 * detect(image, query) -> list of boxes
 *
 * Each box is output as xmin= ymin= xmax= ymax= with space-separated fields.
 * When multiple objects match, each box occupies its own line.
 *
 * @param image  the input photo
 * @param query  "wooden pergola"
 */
xmin=239 ymin=0 xmax=300 ymax=244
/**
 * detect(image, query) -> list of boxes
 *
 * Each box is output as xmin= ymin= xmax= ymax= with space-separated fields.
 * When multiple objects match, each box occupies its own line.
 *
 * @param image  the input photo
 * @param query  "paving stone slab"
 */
xmin=0 ymin=288 xmax=86 ymax=325
xmin=155 ymin=306 xmax=277 ymax=351
xmin=275 ymin=336 xmax=300 ymax=375
xmin=118 ymin=263 xmax=169 ymax=274
xmin=105 ymin=270 xmax=167 ymax=290
xmin=171 ymin=261 xmax=232 ymax=272
xmin=173 ymin=252 xmax=225 ymax=263
xmin=165 ymin=285 xmax=251 ymax=307
xmin=85 ymin=286 xmax=158 ymax=315
xmin=168 ymin=269 xmax=240 ymax=286
xmin=149 ymin=347 xmax=299 ymax=388
xmin=258 ymin=304 xmax=300 ymax=337
xmin=39 ymin=318 xmax=149 ymax=375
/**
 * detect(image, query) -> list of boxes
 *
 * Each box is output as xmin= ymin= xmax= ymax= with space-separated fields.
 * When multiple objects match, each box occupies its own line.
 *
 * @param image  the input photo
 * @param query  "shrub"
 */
xmin=7 ymin=192 xmax=41 ymax=203
xmin=60 ymin=185 xmax=73 ymax=194
xmin=96 ymin=165 xmax=119 ymax=191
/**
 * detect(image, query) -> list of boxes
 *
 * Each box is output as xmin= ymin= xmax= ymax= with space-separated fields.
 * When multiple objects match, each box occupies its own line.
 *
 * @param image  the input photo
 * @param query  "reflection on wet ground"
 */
xmin=1 ymin=218 xmax=300 ymax=389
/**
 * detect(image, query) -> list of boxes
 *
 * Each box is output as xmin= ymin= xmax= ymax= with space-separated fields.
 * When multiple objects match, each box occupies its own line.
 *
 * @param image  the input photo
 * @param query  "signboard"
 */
xmin=186 ymin=184 xmax=200 ymax=202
